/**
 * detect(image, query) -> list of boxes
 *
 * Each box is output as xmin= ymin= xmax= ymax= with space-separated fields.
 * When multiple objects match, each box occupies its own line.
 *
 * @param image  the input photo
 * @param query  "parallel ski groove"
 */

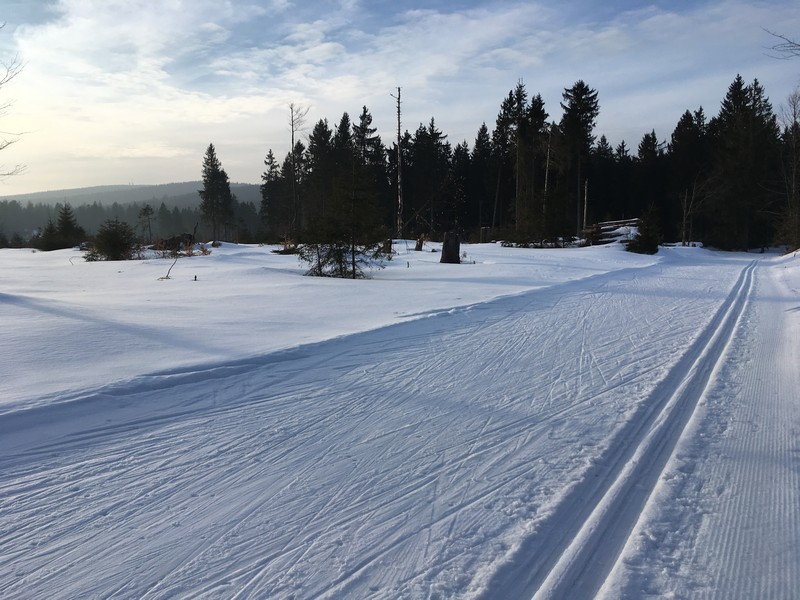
xmin=479 ymin=261 xmax=756 ymax=600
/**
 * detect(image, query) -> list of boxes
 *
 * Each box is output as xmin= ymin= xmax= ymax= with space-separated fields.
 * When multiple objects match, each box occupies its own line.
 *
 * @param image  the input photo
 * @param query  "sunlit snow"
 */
xmin=1 ymin=241 xmax=798 ymax=599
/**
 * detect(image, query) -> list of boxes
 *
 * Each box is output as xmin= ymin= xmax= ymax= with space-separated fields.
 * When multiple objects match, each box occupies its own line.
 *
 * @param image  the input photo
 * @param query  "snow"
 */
xmin=1 ymin=241 xmax=798 ymax=599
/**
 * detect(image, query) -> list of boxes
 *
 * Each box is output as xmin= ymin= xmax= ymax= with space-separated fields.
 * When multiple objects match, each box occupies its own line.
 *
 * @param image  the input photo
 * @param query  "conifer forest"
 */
xmin=2 ymin=76 xmax=799 ymax=254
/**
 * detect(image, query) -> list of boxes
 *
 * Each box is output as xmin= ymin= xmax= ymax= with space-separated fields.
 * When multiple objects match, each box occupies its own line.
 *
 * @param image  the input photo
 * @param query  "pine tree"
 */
xmin=157 ymin=202 xmax=172 ymax=238
xmin=560 ymin=80 xmax=600 ymax=237
xmin=34 ymin=220 xmax=61 ymax=251
xmin=199 ymin=143 xmax=233 ymax=244
xmin=353 ymin=106 xmax=380 ymax=165
xmin=777 ymin=89 xmax=800 ymax=250
xmin=407 ymin=118 xmax=450 ymax=234
xmin=670 ymin=108 xmax=708 ymax=245
xmin=85 ymin=219 xmax=138 ymax=261
xmin=441 ymin=141 xmax=469 ymax=232
xmin=588 ymin=134 xmax=617 ymax=224
xmin=706 ymin=75 xmax=781 ymax=249
xmin=304 ymin=120 xmax=334 ymax=230
xmin=632 ymin=131 xmax=671 ymax=237
xmin=469 ymin=122 xmax=493 ymax=235
xmin=138 ymin=203 xmax=154 ymax=243
xmin=300 ymin=112 xmax=389 ymax=278
xmin=56 ymin=202 xmax=85 ymax=247
xmin=491 ymin=91 xmax=516 ymax=230
xmin=626 ymin=205 xmax=662 ymax=254
xmin=259 ymin=149 xmax=289 ymax=242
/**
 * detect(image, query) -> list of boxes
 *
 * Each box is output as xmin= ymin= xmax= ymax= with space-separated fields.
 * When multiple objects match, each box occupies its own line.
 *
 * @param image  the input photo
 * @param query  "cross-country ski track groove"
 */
xmin=0 ymin=254 xmax=768 ymax=599
xmin=478 ymin=260 xmax=757 ymax=599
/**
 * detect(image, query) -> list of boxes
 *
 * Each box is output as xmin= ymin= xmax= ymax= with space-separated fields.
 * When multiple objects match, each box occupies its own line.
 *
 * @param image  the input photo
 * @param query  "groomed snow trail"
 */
xmin=599 ymin=258 xmax=800 ymax=599
xmin=0 ymin=251 xmax=767 ymax=599
xmin=477 ymin=260 xmax=757 ymax=599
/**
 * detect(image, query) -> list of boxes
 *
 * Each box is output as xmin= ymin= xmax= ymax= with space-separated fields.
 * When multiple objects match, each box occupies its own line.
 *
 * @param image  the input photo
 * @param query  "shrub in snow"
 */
xmin=626 ymin=207 xmax=662 ymax=255
xmin=299 ymin=240 xmax=389 ymax=279
xmin=85 ymin=219 xmax=139 ymax=261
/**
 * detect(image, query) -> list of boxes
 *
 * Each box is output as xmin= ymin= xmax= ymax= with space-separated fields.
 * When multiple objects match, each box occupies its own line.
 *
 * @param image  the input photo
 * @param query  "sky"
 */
xmin=0 ymin=0 xmax=799 ymax=196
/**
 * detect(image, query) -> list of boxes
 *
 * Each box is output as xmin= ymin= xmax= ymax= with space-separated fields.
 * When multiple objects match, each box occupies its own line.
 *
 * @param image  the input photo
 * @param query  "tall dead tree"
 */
xmin=288 ymin=102 xmax=309 ymax=241
xmin=391 ymin=87 xmax=403 ymax=238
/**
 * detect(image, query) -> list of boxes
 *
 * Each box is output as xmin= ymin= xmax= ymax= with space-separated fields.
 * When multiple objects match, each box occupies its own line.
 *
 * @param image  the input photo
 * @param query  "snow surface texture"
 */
xmin=1 ymin=242 xmax=797 ymax=599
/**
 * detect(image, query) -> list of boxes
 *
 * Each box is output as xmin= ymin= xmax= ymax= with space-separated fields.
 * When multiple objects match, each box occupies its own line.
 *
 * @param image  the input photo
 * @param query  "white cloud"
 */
xmin=2 ymin=0 xmax=800 ymax=194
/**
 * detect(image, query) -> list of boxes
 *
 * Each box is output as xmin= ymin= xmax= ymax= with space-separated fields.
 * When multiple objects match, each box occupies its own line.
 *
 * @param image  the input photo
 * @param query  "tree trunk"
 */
xmin=440 ymin=231 xmax=461 ymax=264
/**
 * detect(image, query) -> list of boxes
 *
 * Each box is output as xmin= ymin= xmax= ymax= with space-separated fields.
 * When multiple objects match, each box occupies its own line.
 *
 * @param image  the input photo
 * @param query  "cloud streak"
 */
xmin=1 ymin=0 xmax=799 ymax=194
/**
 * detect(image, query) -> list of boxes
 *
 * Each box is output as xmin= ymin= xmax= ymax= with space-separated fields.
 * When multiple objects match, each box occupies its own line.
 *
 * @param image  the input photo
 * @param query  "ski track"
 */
xmin=0 ymin=252 xmax=770 ymax=599
xmin=598 ymin=258 xmax=800 ymax=599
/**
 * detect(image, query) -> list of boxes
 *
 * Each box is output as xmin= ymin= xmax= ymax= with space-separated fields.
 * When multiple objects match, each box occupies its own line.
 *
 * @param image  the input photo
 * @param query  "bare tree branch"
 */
xmin=1 ymin=23 xmax=25 ymax=179
xmin=764 ymin=28 xmax=800 ymax=59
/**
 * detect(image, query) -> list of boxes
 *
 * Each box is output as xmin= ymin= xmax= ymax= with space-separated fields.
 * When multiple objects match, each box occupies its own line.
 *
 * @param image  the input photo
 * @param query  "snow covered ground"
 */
xmin=0 ymin=241 xmax=797 ymax=599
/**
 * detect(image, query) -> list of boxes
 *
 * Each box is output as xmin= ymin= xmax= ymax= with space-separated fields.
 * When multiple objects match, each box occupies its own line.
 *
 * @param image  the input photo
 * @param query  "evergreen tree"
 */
xmin=199 ymin=143 xmax=233 ymax=244
xmin=632 ymin=130 xmax=671 ymax=238
xmin=157 ymin=202 xmax=172 ymax=238
xmin=490 ymin=91 xmax=516 ymax=230
xmin=138 ymin=203 xmax=154 ymax=243
xmin=259 ymin=149 xmax=286 ymax=241
xmin=777 ymin=89 xmax=800 ymax=250
xmin=56 ymin=202 xmax=86 ymax=247
xmin=387 ymin=129 xmax=413 ymax=236
xmin=469 ymin=122 xmax=493 ymax=235
xmin=353 ymin=106 xmax=392 ymax=229
xmin=171 ymin=206 xmax=184 ymax=235
xmin=304 ymin=120 xmax=334 ymax=230
xmin=515 ymin=92 xmax=549 ymax=238
xmin=407 ymin=118 xmax=450 ymax=234
xmin=34 ymin=220 xmax=61 ymax=251
xmin=626 ymin=205 xmax=662 ymax=254
xmin=353 ymin=106 xmax=381 ymax=165
xmin=670 ymin=108 xmax=709 ymax=245
xmin=85 ymin=218 xmax=138 ymax=261
xmin=559 ymin=80 xmax=600 ymax=237
xmin=588 ymin=135 xmax=617 ymax=223
xmin=706 ymin=75 xmax=781 ymax=249
xmin=441 ymin=141 xmax=470 ymax=232
xmin=300 ymin=112 xmax=389 ymax=278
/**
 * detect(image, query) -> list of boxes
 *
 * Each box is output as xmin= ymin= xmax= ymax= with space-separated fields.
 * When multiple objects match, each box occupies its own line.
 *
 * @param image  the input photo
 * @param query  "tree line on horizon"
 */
xmin=2 ymin=75 xmax=799 ymax=257
xmin=253 ymin=74 xmax=800 ymax=254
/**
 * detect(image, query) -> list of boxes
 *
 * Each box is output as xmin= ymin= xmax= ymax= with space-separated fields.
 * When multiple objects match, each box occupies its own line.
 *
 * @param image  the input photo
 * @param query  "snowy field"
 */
xmin=0 ymin=241 xmax=798 ymax=599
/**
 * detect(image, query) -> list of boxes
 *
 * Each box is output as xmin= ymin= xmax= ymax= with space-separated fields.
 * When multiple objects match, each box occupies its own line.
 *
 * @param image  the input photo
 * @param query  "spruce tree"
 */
xmin=560 ymin=80 xmax=599 ymax=238
xmin=778 ymin=90 xmax=800 ymax=250
xmin=670 ymin=108 xmax=709 ymax=245
xmin=56 ymin=203 xmax=85 ymax=247
xmin=259 ymin=149 xmax=288 ymax=242
xmin=706 ymin=75 xmax=781 ymax=249
xmin=85 ymin=219 xmax=138 ymax=261
xmin=300 ymin=112 xmax=389 ymax=278
xmin=304 ymin=120 xmax=334 ymax=230
xmin=469 ymin=122 xmax=493 ymax=235
xmin=138 ymin=203 xmax=154 ymax=243
xmin=626 ymin=205 xmax=662 ymax=254
xmin=199 ymin=143 xmax=233 ymax=244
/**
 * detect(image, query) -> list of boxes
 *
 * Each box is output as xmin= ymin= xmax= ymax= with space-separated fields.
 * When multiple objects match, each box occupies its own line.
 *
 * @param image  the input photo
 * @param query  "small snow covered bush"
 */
xmin=85 ymin=219 xmax=139 ymax=261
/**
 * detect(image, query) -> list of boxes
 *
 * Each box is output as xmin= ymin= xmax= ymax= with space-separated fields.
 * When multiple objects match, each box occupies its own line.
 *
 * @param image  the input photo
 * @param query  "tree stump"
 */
xmin=440 ymin=231 xmax=461 ymax=264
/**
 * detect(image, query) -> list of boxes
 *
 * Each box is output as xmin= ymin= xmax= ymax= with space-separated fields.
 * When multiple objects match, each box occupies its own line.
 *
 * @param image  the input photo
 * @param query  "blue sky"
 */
xmin=1 ymin=0 xmax=799 ymax=195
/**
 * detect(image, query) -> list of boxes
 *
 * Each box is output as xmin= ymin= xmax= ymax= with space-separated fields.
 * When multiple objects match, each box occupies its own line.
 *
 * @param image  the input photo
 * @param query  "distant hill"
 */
xmin=0 ymin=182 xmax=263 ymax=239
xmin=1 ymin=182 xmax=261 ymax=208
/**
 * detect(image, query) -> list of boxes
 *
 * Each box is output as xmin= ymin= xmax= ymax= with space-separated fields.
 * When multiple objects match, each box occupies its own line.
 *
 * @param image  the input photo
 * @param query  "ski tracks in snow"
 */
xmin=600 ymin=259 xmax=800 ymax=599
xmin=475 ymin=260 xmax=757 ymax=599
xmin=0 ymin=252 xmax=766 ymax=599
